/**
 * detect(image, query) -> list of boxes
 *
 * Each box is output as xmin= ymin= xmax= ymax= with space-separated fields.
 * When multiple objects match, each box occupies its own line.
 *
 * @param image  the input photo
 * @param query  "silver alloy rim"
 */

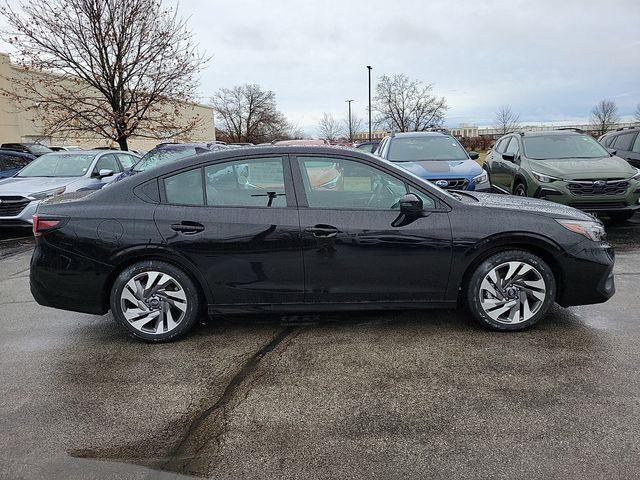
xmin=479 ymin=261 xmax=547 ymax=324
xmin=516 ymin=187 xmax=526 ymax=196
xmin=120 ymin=271 xmax=187 ymax=334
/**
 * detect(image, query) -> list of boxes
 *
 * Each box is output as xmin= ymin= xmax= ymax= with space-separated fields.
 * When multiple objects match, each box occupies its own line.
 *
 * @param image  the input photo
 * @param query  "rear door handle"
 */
xmin=171 ymin=222 xmax=205 ymax=235
xmin=305 ymin=224 xmax=339 ymax=238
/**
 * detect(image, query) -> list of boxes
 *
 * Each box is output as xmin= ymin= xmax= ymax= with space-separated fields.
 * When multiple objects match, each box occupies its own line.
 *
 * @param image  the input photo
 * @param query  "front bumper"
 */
xmin=532 ymin=180 xmax=640 ymax=213
xmin=556 ymin=242 xmax=615 ymax=307
xmin=0 ymin=199 xmax=39 ymax=227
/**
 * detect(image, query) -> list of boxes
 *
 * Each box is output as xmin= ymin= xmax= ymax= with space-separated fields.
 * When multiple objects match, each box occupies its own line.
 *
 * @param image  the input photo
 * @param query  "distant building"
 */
xmin=353 ymin=130 xmax=387 ymax=141
xmin=451 ymin=122 xmax=639 ymax=139
xmin=0 ymin=52 xmax=215 ymax=150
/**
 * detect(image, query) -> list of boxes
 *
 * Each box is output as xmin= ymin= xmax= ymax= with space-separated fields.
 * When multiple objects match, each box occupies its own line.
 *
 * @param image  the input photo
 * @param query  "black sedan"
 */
xmin=30 ymin=146 xmax=615 ymax=342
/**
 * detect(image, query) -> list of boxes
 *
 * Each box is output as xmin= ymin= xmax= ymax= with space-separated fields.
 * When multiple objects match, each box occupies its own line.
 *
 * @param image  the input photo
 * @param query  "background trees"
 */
xmin=372 ymin=74 xmax=447 ymax=132
xmin=1 ymin=0 xmax=207 ymax=150
xmin=635 ymin=104 xmax=640 ymax=123
xmin=590 ymin=100 xmax=620 ymax=137
xmin=316 ymin=113 xmax=342 ymax=142
xmin=494 ymin=105 xmax=521 ymax=135
xmin=212 ymin=84 xmax=294 ymax=144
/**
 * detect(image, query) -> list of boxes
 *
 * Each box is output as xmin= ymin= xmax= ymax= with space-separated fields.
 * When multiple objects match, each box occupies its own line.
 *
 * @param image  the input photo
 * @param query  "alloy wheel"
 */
xmin=478 ymin=261 xmax=547 ymax=324
xmin=120 ymin=271 xmax=188 ymax=334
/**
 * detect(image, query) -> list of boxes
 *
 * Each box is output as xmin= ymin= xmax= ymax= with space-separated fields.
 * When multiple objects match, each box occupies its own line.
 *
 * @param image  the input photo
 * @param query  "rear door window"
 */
xmin=164 ymin=168 xmax=205 ymax=205
xmin=205 ymin=158 xmax=287 ymax=208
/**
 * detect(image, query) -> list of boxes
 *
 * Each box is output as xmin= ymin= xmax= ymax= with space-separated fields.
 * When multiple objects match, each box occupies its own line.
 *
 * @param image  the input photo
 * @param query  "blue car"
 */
xmin=374 ymin=131 xmax=490 ymax=192
xmin=0 ymin=149 xmax=35 ymax=179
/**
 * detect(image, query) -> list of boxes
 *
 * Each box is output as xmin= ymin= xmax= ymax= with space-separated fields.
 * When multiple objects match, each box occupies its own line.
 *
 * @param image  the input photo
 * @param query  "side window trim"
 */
xmin=160 ymin=155 xmax=295 ymax=209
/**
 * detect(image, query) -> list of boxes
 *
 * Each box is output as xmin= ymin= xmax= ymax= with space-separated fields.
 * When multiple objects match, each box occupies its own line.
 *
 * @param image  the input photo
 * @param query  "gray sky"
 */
xmin=176 ymin=0 xmax=639 ymax=134
xmin=2 ymin=0 xmax=638 ymax=135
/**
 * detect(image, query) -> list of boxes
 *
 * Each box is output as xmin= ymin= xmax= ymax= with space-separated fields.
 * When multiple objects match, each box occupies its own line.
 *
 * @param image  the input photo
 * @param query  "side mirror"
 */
xmin=97 ymin=168 xmax=114 ymax=178
xmin=399 ymin=193 xmax=423 ymax=214
xmin=607 ymin=148 xmax=617 ymax=156
xmin=468 ymin=151 xmax=479 ymax=160
xmin=502 ymin=153 xmax=515 ymax=162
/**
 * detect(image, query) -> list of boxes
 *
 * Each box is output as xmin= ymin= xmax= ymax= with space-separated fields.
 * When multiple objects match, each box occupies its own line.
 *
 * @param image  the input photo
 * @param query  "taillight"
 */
xmin=32 ymin=215 xmax=62 ymax=237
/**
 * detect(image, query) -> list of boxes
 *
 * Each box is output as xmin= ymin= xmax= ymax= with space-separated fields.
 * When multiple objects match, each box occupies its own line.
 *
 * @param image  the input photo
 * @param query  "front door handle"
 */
xmin=305 ymin=224 xmax=339 ymax=238
xmin=171 ymin=221 xmax=205 ymax=235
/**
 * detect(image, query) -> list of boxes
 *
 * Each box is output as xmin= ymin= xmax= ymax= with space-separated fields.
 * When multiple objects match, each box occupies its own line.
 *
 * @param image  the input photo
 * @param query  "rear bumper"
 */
xmin=556 ymin=243 xmax=615 ymax=307
xmin=30 ymin=242 xmax=112 ymax=315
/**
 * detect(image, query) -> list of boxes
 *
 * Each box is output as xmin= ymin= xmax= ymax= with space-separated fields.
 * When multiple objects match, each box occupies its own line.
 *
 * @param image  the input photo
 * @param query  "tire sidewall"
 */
xmin=467 ymin=250 xmax=556 ymax=331
xmin=514 ymin=183 xmax=527 ymax=196
xmin=110 ymin=260 xmax=200 ymax=342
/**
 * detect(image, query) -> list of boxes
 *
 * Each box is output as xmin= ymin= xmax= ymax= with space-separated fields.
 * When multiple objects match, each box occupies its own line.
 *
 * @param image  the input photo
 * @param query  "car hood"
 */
xmin=0 ymin=176 xmax=83 ymax=196
xmin=527 ymin=155 xmax=636 ymax=180
xmin=393 ymin=159 xmax=482 ymax=179
xmin=464 ymin=192 xmax=594 ymax=221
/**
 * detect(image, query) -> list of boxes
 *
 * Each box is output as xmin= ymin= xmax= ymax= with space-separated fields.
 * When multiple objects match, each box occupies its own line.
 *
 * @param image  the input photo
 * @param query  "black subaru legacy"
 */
xmin=30 ymin=146 xmax=615 ymax=342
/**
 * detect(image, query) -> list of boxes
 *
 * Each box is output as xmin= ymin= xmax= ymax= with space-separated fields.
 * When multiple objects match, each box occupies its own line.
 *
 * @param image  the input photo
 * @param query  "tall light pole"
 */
xmin=366 ymin=65 xmax=372 ymax=141
xmin=345 ymin=99 xmax=354 ymax=142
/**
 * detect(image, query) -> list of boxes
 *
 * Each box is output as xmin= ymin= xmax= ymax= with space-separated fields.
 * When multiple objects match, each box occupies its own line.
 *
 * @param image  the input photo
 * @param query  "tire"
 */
xmin=513 ymin=182 xmax=527 ymax=197
xmin=608 ymin=211 xmax=634 ymax=223
xmin=466 ymin=250 xmax=556 ymax=331
xmin=110 ymin=260 xmax=201 ymax=342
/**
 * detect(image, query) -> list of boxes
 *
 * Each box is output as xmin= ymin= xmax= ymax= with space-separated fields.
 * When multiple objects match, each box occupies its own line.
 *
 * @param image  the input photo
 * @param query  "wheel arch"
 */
xmin=103 ymin=245 xmax=212 ymax=313
xmin=459 ymin=233 xmax=564 ymax=301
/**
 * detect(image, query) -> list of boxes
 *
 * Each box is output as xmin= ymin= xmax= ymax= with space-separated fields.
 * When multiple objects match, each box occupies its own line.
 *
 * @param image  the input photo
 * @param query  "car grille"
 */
xmin=568 ymin=201 xmax=628 ymax=210
xmin=430 ymin=178 xmax=469 ymax=190
xmin=0 ymin=196 xmax=30 ymax=217
xmin=567 ymin=179 xmax=629 ymax=196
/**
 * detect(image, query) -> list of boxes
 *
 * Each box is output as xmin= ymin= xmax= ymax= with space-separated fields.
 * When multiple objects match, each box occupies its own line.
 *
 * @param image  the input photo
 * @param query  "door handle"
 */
xmin=170 ymin=222 xmax=205 ymax=235
xmin=305 ymin=224 xmax=339 ymax=238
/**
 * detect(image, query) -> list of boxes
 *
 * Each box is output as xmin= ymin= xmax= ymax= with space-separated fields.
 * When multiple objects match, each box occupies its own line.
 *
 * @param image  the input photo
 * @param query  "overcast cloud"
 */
xmin=4 ymin=0 xmax=640 ymax=135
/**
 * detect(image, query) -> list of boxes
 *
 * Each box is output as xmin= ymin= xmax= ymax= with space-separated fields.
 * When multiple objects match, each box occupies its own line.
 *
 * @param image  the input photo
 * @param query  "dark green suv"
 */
xmin=485 ymin=130 xmax=640 ymax=221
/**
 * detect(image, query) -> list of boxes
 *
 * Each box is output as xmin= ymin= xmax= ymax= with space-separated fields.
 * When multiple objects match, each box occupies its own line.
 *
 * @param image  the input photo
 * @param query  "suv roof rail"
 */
xmin=556 ymin=127 xmax=585 ymax=133
xmin=615 ymin=126 xmax=639 ymax=131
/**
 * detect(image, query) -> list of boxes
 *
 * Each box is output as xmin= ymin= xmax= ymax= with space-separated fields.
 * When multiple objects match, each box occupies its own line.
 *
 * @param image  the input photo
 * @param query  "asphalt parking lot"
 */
xmin=1 ymin=216 xmax=639 ymax=479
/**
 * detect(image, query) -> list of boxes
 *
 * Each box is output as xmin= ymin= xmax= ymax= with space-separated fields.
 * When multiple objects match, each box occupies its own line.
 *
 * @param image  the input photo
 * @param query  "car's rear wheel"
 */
xmin=467 ymin=250 xmax=556 ymax=331
xmin=513 ymin=182 xmax=527 ymax=197
xmin=110 ymin=260 xmax=200 ymax=342
xmin=608 ymin=211 xmax=635 ymax=223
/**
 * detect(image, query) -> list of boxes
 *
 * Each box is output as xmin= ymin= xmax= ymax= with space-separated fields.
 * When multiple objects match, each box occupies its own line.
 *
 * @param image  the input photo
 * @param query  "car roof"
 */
xmin=0 ymin=148 xmax=35 ymax=157
xmin=520 ymin=130 xmax=586 ymax=137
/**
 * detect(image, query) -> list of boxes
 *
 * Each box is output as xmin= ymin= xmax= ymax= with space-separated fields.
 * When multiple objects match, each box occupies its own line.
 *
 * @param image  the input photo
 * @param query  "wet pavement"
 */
xmin=1 ymin=216 xmax=639 ymax=479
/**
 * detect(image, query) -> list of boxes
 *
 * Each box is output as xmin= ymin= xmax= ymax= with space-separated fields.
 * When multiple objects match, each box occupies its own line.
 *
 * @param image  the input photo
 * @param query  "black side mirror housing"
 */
xmin=607 ymin=148 xmax=617 ymax=156
xmin=502 ymin=153 xmax=515 ymax=162
xmin=468 ymin=151 xmax=479 ymax=160
xmin=399 ymin=193 xmax=423 ymax=214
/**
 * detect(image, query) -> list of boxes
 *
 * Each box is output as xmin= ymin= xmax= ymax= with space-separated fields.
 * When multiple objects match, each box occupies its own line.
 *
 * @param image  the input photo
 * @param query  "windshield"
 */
xmin=388 ymin=136 xmax=468 ymax=161
xmin=29 ymin=144 xmax=53 ymax=154
xmin=523 ymin=134 xmax=609 ymax=160
xmin=134 ymin=147 xmax=204 ymax=172
xmin=17 ymin=153 xmax=96 ymax=177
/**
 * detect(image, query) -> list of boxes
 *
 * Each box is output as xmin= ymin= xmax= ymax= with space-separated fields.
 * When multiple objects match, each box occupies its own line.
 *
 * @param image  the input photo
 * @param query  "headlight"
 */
xmin=556 ymin=219 xmax=606 ymax=242
xmin=472 ymin=171 xmax=489 ymax=184
xmin=632 ymin=168 xmax=640 ymax=180
xmin=30 ymin=186 xmax=66 ymax=200
xmin=532 ymin=171 xmax=561 ymax=183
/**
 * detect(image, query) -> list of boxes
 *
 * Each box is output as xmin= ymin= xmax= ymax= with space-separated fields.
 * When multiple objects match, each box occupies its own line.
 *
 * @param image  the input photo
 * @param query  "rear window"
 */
xmin=388 ymin=136 xmax=468 ymax=161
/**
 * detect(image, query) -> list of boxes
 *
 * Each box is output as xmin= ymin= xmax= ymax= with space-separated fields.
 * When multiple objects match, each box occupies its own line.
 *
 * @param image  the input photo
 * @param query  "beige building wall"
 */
xmin=0 ymin=52 xmax=215 ymax=151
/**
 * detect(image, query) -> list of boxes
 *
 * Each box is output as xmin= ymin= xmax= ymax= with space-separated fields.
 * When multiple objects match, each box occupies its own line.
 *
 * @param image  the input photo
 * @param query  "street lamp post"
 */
xmin=366 ymin=65 xmax=372 ymax=141
xmin=346 ymin=99 xmax=354 ymax=142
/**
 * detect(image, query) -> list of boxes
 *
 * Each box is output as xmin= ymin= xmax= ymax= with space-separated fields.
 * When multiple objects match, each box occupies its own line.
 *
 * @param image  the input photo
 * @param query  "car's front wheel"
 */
xmin=467 ymin=250 xmax=556 ymax=331
xmin=513 ymin=182 xmax=528 ymax=197
xmin=110 ymin=260 xmax=200 ymax=342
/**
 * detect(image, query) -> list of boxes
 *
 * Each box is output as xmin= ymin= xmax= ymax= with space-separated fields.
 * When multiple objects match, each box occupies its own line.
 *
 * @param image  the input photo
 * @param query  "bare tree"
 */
xmin=494 ymin=105 xmax=521 ymax=135
xmin=342 ymin=113 xmax=364 ymax=141
xmin=373 ymin=74 xmax=448 ymax=132
xmin=212 ymin=84 xmax=292 ymax=144
xmin=635 ymin=103 xmax=640 ymax=123
xmin=317 ymin=113 xmax=342 ymax=142
xmin=590 ymin=100 xmax=620 ymax=137
xmin=1 ymin=0 xmax=208 ymax=150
